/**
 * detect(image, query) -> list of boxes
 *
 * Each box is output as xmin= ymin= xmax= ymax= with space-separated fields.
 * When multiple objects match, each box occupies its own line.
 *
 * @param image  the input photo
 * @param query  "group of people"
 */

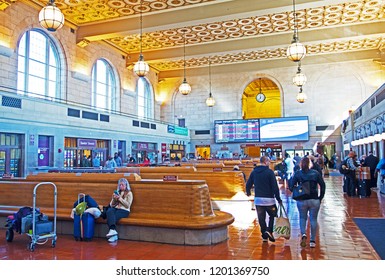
xmin=341 ymin=150 xmax=382 ymax=197
xmin=246 ymin=153 xmax=326 ymax=248
xmin=104 ymin=152 xmax=123 ymax=168
xmin=79 ymin=152 xmax=123 ymax=169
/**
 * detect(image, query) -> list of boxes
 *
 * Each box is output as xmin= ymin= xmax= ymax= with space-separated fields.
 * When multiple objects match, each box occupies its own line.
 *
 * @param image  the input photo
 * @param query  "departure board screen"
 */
xmin=214 ymin=119 xmax=260 ymax=143
xmin=260 ymin=116 xmax=309 ymax=142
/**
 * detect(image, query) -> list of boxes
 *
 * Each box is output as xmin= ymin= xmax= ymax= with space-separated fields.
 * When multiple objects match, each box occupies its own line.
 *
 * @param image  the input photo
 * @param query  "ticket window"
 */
xmin=244 ymin=146 xmax=260 ymax=158
xmin=196 ymin=147 xmax=211 ymax=159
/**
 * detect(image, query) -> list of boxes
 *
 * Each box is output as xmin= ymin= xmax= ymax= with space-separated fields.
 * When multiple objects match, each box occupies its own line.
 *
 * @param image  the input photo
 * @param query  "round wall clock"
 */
xmin=256 ymin=93 xmax=266 ymax=103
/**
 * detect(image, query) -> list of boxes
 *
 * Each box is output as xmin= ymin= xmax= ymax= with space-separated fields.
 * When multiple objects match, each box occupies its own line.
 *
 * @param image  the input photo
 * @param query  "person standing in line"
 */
xmin=346 ymin=151 xmax=361 ymax=197
xmin=290 ymin=157 xmax=326 ymax=248
xmin=246 ymin=156 xmax=282 ymax=242
xmin=363 ymin=151 xmax=379 ymax=190
xmin=92 ymin=155 xmax=101 ymax=168
xmin=104 ymin=156 xmax=117 ymax=168
xmin=114 ymin=152 xmax=123 ymax=167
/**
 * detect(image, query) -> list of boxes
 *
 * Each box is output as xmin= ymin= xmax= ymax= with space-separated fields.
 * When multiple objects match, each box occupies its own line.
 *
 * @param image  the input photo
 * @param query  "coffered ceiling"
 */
xmin=20 ymin=0 xmax=385 ymax=79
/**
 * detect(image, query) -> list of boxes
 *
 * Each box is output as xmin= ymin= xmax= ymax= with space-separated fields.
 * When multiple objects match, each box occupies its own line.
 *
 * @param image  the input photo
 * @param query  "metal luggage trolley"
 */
xmin=27 ymin=182 xmax=58 ymax=252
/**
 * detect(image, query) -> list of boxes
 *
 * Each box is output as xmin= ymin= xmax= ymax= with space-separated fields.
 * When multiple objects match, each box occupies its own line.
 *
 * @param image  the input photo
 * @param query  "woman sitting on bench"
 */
xmin=106 ymin=178 xmax=133 ymax=242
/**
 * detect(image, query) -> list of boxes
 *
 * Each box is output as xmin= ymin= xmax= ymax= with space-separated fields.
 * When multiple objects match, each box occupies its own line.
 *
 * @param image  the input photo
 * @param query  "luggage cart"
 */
xmin=27 ymin=182 xmax=57 ymax=252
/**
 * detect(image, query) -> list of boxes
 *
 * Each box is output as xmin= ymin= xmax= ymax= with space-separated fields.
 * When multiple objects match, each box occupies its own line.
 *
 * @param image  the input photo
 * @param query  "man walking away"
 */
xmin=246 ymin=156 xmax=282 ymax=242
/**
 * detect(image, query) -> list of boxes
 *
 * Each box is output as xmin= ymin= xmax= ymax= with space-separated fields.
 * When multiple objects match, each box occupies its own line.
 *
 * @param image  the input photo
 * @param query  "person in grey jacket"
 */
xmin=246 ymin=156 xmax=282 ymax=242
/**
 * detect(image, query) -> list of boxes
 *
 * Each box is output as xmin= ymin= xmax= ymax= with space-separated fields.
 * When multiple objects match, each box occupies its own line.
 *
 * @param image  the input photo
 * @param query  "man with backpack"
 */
xmin=345 ymin=151 xmax=361 ymax=197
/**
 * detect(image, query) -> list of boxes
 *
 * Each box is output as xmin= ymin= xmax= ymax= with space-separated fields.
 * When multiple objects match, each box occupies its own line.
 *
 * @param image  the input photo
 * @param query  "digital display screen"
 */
xmin=214 ymin=119 xmax=260 ymax=143
xmin=259 ymin=116 xmax=309 ymax=142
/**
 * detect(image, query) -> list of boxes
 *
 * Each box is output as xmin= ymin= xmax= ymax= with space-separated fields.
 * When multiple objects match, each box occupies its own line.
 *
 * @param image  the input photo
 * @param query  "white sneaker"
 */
xmin=106 ymin=229 xmax=117 ymax=237
xmin=108 ymin=235 xmax=118 ymax=243
xmin=310 ymin=241 xmax=316 ymax=248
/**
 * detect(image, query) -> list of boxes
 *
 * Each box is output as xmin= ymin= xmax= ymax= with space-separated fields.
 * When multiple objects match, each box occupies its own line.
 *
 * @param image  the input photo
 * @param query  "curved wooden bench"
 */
xmin=114 ymin=167 xmax=247 ymax=200
xmin=0 ymin=177 xmax=234 ymax=245
xmin=116 ymin=166 xmax=197 ymax=174
xmin=127 ymin=172 xmax=246 ymax=200
xmin=26 ymin=172 xmax=141 ymax=183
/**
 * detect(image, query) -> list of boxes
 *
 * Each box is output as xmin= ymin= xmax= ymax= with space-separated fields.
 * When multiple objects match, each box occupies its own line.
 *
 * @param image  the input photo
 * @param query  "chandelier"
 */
xmin=133 ymin=1 xmax=149 ymax=77
xmin=286 ymin=0 xmax=306 ymax=62
xmin=179 ymin=30 xmax=191 ymax=95
xmin=292 ymin=62 xmax=307 ymax=87
xmin=206 ymin=58 xmax=215 ymax=107
xmin=38 ymin=0 xmax=65 ymax=32
xmin=296 ymin=86 xmax=307 ymax=103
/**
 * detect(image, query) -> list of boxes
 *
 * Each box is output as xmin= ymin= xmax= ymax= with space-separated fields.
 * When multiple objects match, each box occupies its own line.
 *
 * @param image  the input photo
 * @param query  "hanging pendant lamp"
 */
xmin=287 ymin=0 xmax=306 ymax=62
xmin=179 ymin=30 xmax=191 ymax=95
xmin=206 ymin=57 xmax=215 ymax=107
xmin=134 ymin=1 xmax=149 ymax=77
xmin=39 ymin=0 xmax=65 ymax=32
xmin=296 ymin=86 xmax=307 ymax=103
xmin=293 ymin=62 xmax=307 ymax=87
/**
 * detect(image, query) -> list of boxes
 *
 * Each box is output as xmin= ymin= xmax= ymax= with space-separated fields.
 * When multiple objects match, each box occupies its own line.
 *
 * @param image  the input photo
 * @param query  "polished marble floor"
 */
xmin=1 ymin=173 xmax=384 ymax=260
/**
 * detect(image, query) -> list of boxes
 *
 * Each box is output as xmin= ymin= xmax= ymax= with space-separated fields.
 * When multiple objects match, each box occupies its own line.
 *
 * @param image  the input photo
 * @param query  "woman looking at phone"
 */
xmin=105 ymin=178 xmax=133 ymax=242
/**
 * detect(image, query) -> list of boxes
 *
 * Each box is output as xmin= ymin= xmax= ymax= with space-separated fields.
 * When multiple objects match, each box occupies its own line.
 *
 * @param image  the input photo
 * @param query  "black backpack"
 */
xmin=339 ymin=159 xmax=350 ymax=175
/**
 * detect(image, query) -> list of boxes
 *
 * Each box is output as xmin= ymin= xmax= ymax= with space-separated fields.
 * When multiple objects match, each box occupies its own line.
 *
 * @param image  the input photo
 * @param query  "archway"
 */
xmin=242 ymin=77 xmax=281 ymax=119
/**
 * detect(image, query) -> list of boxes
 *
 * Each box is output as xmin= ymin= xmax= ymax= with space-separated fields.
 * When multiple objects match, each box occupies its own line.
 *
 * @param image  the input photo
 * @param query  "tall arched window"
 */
xmin=91 ymin=59 xmax=117 ymax=111
xmin=17 ymin=29 xmax=62 ymax=99
xmin=137 ymin=77 xmax=154 ymax=119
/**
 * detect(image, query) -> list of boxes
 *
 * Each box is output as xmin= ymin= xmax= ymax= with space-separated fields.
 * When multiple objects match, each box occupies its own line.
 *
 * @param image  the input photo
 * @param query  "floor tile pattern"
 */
xmin=0 ymin=173 xmax=384 ymax=260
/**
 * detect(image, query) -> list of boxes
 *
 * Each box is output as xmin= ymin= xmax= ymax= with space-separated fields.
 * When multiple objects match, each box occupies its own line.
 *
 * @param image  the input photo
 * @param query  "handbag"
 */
xmin=292 ymin=180 xmax=311 ymax=201
xmin=273 ymin=204 xmax=291 ymax=240
xmin=100 ymin=205 xmax=110 ymax=219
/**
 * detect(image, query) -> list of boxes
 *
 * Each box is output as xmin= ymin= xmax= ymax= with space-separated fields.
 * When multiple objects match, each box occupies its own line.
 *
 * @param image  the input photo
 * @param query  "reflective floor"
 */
xmin=1 ymin=172 xmax=384 ymax=260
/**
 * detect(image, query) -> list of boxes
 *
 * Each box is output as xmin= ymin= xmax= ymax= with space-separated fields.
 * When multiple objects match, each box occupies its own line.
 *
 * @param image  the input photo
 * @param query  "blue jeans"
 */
xmin=106 ymin=207 xmax=129 ymax=229
xmin=296 ymin=199 xmax=321 ymax=242
xmin=255 ymin=205 xmax=278 ymax=236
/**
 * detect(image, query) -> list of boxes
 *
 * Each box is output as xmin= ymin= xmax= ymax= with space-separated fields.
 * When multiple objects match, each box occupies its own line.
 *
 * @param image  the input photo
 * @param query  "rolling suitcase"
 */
xmin=357 ymin=179 xmax=367 ymax=198
xmin=74 ymin=212 xmax=95 ymax=241
xmin=73 ymin=193 xmax=95 ymax=241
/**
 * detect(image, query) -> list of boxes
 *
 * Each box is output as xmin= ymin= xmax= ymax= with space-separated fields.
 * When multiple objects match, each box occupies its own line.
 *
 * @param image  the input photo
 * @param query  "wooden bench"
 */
xmin=114 ymin=167 xmax=246 ymax=200
xmin=0 ymin=175 xmax=234 ymax=245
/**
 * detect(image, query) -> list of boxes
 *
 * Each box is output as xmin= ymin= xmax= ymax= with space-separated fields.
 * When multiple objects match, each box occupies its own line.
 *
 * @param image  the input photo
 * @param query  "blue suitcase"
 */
xmin=74 ymin=212 xmax=95 ymax=241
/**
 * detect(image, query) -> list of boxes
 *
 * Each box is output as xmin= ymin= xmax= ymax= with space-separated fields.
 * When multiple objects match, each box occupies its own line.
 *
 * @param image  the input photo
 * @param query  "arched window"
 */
xmin=137 ymin=77 xmax=154 ymax=119
xmin=17 ymin=29 xmax=62 ymax=99
xmin=91 ymin=59 xmax=117 ymax=111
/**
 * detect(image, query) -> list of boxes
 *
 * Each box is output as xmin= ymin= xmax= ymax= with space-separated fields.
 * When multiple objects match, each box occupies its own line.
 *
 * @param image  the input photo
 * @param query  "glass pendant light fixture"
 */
xmin=39 ymin=0 xmax=65 ymax=32
xmin=134 ymin=1 xmax=149 ymax=77
xmin=292 ymin=62 xmax=307 ymax=87
xmin=206 ymin=57 xmax=215 ymax=107
xmin=296 ymin=86 xmax=307 ymax=103
xmin=287 ymin=0 xmax=306 ymax=62
xmin=179 ymin=30 xmax=191 ymax=95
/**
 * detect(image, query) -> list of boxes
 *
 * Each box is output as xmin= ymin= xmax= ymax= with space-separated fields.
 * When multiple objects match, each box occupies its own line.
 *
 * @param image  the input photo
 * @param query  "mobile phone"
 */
xmin=114 ymin=190 xmax=119 ymax=195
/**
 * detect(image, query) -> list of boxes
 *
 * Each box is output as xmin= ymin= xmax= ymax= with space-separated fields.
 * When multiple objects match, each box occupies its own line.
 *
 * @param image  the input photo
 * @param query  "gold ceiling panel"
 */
xmin=105 ymin=0 xmax=385 ymax=55
xmin=150 ymin=37 xmax=385 ymax=71
xmin=35 ymin=0 xmax=213 ymax=24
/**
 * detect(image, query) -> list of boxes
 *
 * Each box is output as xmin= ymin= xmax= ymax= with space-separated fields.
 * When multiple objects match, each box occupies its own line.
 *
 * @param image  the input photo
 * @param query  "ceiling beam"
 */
xmin=76 ymin=0 xmax=319 ymax=41
xmin=123 ymin=22 xmax=385 ymax=63
xmin=158 ymin=49 xmax=379 ymax=79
